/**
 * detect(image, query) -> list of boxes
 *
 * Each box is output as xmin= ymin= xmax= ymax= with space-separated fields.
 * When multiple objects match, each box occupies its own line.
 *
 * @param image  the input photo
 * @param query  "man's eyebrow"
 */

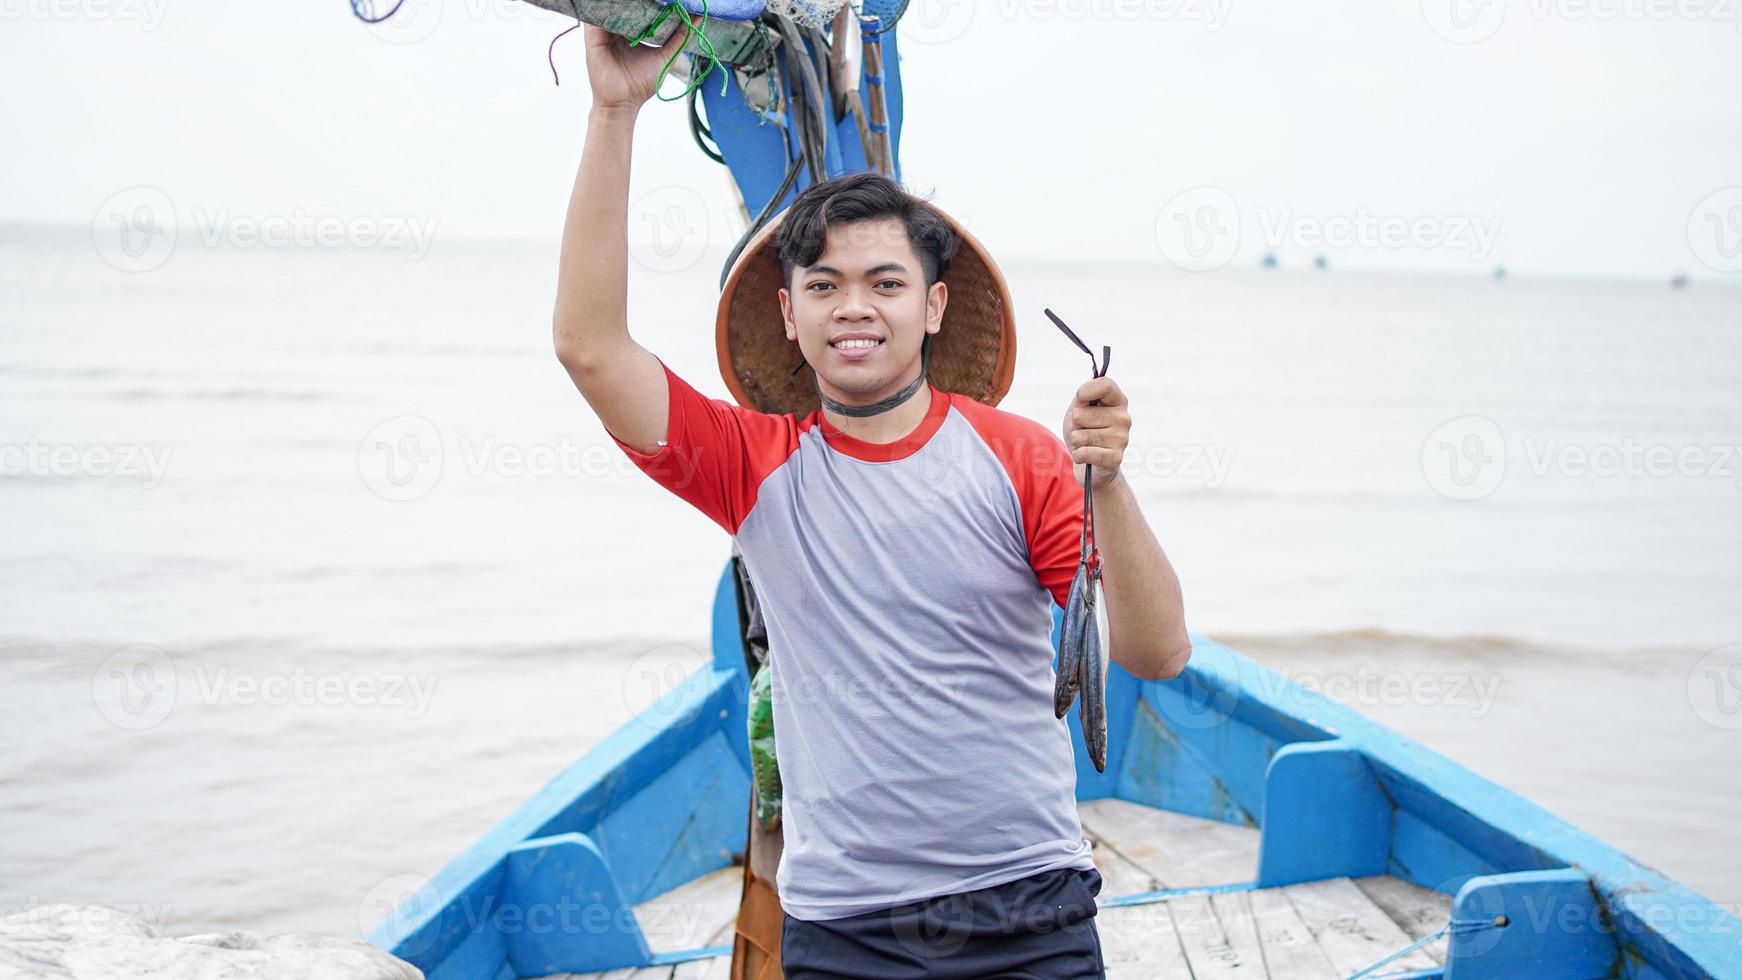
xmin=804 ymin=262 xmax=910 ymax=278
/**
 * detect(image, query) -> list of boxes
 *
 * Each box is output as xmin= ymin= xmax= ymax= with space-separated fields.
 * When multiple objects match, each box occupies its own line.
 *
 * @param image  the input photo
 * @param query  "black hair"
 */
xmin=774 ymin=173 xmax=959 ymax=290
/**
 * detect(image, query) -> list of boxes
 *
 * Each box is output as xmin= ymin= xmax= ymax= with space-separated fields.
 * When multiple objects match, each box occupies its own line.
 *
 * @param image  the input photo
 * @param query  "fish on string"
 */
xmin=1045 ymin=307 xmax=1113 ymax=773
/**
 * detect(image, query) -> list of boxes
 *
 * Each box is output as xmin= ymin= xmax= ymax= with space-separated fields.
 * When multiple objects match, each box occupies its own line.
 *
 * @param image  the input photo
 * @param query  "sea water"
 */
xmin=2 ymin=228 xmax=1738 ymax=939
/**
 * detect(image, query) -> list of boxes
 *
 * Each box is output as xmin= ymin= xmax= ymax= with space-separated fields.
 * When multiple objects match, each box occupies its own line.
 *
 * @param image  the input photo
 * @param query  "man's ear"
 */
xmin=778 ymin=287 xmax=797 ymax=342
xmin=926 ymin=280 xmax=948 ymax=334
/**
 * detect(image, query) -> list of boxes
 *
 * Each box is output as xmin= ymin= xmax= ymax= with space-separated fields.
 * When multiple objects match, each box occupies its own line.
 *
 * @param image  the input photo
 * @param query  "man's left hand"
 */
xmin=1062 ymin=375 xmax=1130 ymax=491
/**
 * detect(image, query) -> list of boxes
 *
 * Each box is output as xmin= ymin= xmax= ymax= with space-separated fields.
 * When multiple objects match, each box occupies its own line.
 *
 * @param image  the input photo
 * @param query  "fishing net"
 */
xmin=748 ymin=658 xmax=783 ymax=829
xmin=762 ymin=0 xmax=849 ymax=29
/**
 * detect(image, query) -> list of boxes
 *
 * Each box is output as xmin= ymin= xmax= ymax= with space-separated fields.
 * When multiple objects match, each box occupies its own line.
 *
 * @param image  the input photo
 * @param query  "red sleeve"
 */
xmin=953 ymin=401 xmax=1086 ymax=609
xmin=1022 ymin=434 xmax=1088 ymax=610
xmin=603 ymin=356 xmax=798 ymax=536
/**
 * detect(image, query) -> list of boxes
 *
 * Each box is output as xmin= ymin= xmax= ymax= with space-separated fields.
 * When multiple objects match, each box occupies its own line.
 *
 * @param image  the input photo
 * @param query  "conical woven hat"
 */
xmin=715 ymin=203 xmax=1017 ymax=417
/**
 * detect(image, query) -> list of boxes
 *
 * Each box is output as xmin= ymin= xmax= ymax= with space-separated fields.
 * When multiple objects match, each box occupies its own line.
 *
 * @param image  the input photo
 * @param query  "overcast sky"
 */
xmin=2 ymin=0 xmax=1739 ymax=279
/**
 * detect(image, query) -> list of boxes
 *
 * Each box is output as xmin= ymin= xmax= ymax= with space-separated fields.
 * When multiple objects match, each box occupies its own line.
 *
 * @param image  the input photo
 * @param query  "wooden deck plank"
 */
xmin=634 ymin=866 xmax=742 ymax=955
xmin=541 ymin=801 xmax=1458 ymax=980
xmin=1282 ymin=877 xmax=1440 ymax=976
xmin=1080 ymin=809 xmax=1163 ymax=899
xmin=1354 ymin=875 xmax=1453 ymax=963
xmin=1169 ymin=891 xmax=1269 ymax=979
xmin=537 ymin=867 xmax=740 ymax=980
xmin=1097 ymin=902 xmax=1195 ymax=979
xmin=1078 ymin=797 xmax=1259 ymax=889
xmin=670 ymin=917 xmax=735 ymax=980
xmin=1248 ymin=887 xmax=1339 ymax=980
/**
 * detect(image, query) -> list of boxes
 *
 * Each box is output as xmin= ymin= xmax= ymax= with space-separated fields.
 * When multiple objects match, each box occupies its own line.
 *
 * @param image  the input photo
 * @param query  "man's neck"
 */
xmin=821 ymin=378 xmax=934 ymax=445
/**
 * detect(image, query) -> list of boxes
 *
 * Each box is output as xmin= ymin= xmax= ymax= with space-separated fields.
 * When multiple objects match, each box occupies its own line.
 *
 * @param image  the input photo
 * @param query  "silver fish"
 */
xmin=1079 ymin=569 xmax=1109 ymax=772
xmin=1054 ymin=562 xmax=1090 ymax=718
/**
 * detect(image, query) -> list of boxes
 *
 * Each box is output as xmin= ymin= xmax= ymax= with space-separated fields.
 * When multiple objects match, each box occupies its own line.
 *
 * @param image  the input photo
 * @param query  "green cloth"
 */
xmin=748 ymin=659 xmax=782 ymax=829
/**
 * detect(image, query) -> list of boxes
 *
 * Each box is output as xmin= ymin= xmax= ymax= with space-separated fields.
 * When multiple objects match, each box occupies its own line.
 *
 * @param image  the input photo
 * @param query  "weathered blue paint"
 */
xmin=500 ymin=833 xmax=651 ymax=974
xmin=1445 ymin=869 xmax=1616 ymax=979
xmin=371 ymin=562 xmax=1742 ymax=978
xmin=1256 ymin=739 xmax=1392 ymax=886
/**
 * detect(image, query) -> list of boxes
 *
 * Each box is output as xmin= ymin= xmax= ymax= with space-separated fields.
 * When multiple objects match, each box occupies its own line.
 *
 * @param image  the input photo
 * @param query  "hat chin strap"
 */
xmin=816 ymin=334 xmax=932 ymax=419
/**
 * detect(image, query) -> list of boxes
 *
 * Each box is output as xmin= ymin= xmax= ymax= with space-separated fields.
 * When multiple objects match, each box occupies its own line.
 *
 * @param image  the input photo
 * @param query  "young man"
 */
xmin=556 ymin=23 xmax=1191 ymax=979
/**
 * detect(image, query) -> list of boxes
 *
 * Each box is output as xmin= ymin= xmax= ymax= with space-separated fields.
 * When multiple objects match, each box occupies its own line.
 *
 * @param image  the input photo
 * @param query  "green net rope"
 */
xmin=748 ymin=658 xmax=783 ymax=829
xmin=627 ymin=0 xmax=730 ymax=100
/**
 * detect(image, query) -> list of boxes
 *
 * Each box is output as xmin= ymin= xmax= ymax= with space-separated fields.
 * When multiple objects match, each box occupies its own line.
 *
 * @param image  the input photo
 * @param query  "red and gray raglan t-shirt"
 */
xmin=606 ymin=356 xmax=1097 ymax=921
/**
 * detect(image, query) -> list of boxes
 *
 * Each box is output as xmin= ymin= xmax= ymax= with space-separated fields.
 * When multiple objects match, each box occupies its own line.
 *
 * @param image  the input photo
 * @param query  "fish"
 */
xmin=1054 ymin=562 xmax=1090 ymax=718
xmin=1079 ymin=568 xmax=1109 ymax=772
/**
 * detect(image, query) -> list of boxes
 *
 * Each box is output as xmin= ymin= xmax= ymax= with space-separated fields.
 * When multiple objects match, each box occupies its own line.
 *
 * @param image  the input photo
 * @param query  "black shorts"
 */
xmin=780 ymin=866 xmax=1106 ymax=979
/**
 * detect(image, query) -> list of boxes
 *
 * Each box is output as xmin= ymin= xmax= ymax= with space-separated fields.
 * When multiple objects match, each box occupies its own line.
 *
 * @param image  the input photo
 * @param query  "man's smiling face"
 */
xmin=778 ymin=217 xmax=947 ymax=407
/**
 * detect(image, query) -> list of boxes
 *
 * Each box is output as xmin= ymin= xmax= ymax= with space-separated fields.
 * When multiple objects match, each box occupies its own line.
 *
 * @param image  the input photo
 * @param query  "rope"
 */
xmin=547 ymin=0 xmax=729 ymax=98
xmin=856 ymin=0 xmax=909 ymax=35
xmin=349 ymin=0 xmax=407 ymax=24
xmin=1101 ymin=880 xmax=1259 ymax=909
xmin=646 ymin=942 xmax=734 ymax=966
xmin=627 ymin=0 xmax=730 ymax=101
xmin=1344 ymin=915 xmax=1496 ymax=980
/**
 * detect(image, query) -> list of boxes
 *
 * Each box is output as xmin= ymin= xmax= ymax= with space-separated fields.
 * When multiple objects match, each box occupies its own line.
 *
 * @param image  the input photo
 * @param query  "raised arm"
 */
xmin=552 ymin=24 xmax=689 ymax=456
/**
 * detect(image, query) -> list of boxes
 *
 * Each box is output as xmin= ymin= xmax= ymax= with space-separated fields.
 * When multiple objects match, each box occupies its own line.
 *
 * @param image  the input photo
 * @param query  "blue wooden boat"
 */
xmin=365 ymin=4 xmax=1741 ymax=976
